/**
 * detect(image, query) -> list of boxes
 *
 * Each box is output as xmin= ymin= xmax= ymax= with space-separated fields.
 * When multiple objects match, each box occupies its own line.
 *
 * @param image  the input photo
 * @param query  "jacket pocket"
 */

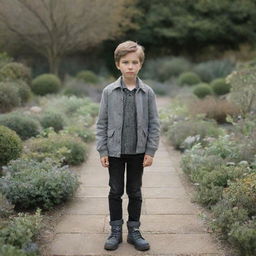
xmin=143 ymin=128 xmax=148 ymax=137
xmin=107 ymin=129 xmax=115 ymax=138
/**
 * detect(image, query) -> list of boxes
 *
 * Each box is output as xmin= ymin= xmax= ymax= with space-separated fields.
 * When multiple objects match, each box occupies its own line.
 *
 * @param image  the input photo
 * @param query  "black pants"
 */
xmin=108 ymin=153 xmax=145 ymax=222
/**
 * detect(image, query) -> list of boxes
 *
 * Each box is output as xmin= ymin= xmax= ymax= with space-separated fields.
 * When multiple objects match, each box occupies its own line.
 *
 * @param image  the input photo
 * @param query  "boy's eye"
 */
xmin=122 ymin=61 xmax=128 ymax=64
xmin=133 ymin=61 xmax=139 ymax=64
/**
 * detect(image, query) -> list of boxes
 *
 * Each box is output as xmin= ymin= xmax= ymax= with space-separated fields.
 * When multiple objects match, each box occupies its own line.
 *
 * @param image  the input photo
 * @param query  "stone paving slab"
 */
xmin=142 ymin=187 xmax=187 ymax=199
xmin=104 ymin=215 xmax=206 ymax=234
xmin=65 ymin=197 xmax=147 ymax=215
xmin=51 ymin=233 xmax=222 ymax=256
xmin=144 ymin=198 xmax=199 ymax=215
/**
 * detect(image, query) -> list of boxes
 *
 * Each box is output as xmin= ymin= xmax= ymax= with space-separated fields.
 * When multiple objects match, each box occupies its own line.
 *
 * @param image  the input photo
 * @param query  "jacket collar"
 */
xmin=110 ymin=76 xmax=146 ymax=93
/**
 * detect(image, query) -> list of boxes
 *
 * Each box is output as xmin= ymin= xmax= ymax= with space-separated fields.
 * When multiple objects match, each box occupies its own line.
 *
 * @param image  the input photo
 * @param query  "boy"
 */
xmin=96 ymin=41 xmax=160 ymax=251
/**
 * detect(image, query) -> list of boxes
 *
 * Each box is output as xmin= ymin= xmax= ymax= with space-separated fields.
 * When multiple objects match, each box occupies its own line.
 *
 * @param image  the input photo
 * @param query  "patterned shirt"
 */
xmin=121 ymin=78 xmax=138 ymax=154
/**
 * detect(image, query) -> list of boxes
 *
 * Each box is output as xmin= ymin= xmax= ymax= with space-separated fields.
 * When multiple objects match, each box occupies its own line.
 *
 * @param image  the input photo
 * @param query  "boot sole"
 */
xmin=127 ymin=238 xmax=150 ymax=251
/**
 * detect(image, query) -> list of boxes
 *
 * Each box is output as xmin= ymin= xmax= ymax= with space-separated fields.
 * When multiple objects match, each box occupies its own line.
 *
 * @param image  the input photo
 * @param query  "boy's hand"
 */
xmin=143 ymin=154 xmax=153 ymax=167
xmin=100 ymin=156 xmax=109 ymax=168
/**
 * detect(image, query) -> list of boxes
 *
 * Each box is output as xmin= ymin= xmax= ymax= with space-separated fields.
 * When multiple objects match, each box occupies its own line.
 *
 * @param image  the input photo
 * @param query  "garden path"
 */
xmin=49 ymin=96 xmax=225 ymax=256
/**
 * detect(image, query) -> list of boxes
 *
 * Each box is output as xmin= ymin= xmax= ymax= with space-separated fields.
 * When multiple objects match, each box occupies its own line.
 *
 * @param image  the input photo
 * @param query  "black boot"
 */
xmin=104 ymin=219 xmax=123 ymax=250
xmin=127 ymin=221 xmax=150 ymax=251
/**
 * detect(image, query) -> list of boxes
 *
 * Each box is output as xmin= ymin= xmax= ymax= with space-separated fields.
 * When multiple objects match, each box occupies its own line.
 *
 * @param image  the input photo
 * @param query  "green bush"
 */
xmin=211 ymin=199 xmax=249 ymax=235
xmin=191 ymin=165 xmax=248 ymax=207
xmin=0 ymin=192 xmax=14 ymax=218
xmin=0 ymin=244 xmax=28 ymax=256
xmin=0 ymin=82 xmax=21 ymax=112
xmin=63 ymin=81 xmax=89 ymax=97
xmin=0 ymin=126 xmax=22 ymax=166
xmin=24 ymin=133 xmax=88 ymax=165
xmin=144 ymin=80 xmax=170 ymax=96
xmin=224 ymin=173 xmax=256 ymax=216
xmin=39 ymin=111 xmax=66 ymax=132
xmin=42 ymin=95 xmax=95 ymax=116
xmin=0 ymin=159 xmax=79 ymax=210
xmin=76 ymin=70 xmax=98 ymax=84
xmin=229 ymin=220 xmax=256 ymax=256
xmin=227 ymin=68 xmax=256 ymax=116
xmin=210 ymin=78 xmax=231 ymax=95
xmin=75 ymin=102 xmax=99 ymax=118
xmin=31 ymin=74 xmax=61 ymax=95
xmin=141 ymin=57 xmax=191 ymax=81
xmin=0 ymin=113 xmax=41 ymax=140
xmin=181 ymin=145 xmax=225 ymax=176
xmin=0 ymin=62 xmax=32 ymax=85
xmin=178 ymin=72 xmax=201 ymax=86
xmin=159 ymin=57 xmax=191 ymax=80
xmin=193 ymin=83 xmax=212 ymax=98
xmin=0 ymin=52 xmax=13 ymax=69
xmin=166 ymin=119 xmax=222 ymax=150
xmin=13 ymin=80 xmax=32 ymax=104
xmin=0 ymin=209 xmax=42 ymax=251
xmin=194 ymin=59 xmax=235 ymax=82
xmin=64 ymin=125 xmax=95 ymax=143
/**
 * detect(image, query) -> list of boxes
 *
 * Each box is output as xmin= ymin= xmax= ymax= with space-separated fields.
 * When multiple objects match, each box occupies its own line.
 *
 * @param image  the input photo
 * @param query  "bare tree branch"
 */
xmin=0 ymin=0 xmax=137 ymax=74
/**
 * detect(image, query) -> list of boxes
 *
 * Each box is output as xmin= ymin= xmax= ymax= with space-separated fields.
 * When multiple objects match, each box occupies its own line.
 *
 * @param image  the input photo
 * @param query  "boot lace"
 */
xmin=132 ymin=228 xmax=144 ymax=240
xmin=110 ymin=226 xmax=121 ymax=239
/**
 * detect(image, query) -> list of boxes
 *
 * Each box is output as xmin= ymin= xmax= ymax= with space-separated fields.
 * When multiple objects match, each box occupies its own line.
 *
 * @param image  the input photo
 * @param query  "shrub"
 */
xmin=157 ymin=57 xmax=191 ymax=81
xmin=41 ymin=95 xmax=94 ymax=116
xmin=0 ymin=52 xmax=13 ymax=70
xmin=194 ymin=59 xmax=235 ymax=82
xmin=0 ymin=82 xmax=21 ymax=112
xmin=24 ymin=133 xmax=88 ymax=165
xmin=211 ymin=199 xmax=249 ymax=235
xmin=0 ymin=159 xmax=79 ymax=210
xmin=188 ymin=97 xmax=240 ymax=123
xmin=229 ymin=220 xmax=256 ymax=256
xmin=0 ymin=126 xmax=22 ymax=166
xmin=224 ymin=173 xmax=256 ymax=216
xmin=210 ymin=78 xmax=231 ymax=95
xmin=141 ymin=57 xmax=191 ymax=81
xmin=0 ymin=62 xmax=32 ymax=85
xmin=75 ymin=102 xmax=99 ymax=118
xmin=181 ymin=144 xmax=225 ymax=176
xmin=0 ymin=209 xmax=42 ymax=250
xmin=31 ymin=74 xmax=61 ymax=95
xmin=0 ymin=113 xmax=41 ymax=140
xmin=166 ymin=119 xmax=222 ymax=150
xmin=63 ymin=81 xmax=89 ymax=97
xmin=0 ymin=244 xmax=28 ymax=256
xmin=39 ymin=111 xmax=66 ymax=132
xmin=144 ymin=80 xmax=170 ymax=96
xmin=0 ymin=192 xmax=14 ymax=218
xmin=12 ymin=80 xmax=32 ymax=104
xmin=76 ymin=70 xmax=98 ymax=84
xmin=227 ymin=68 xmax=256 ymax=116
xmin=193 ymin=83 xmax=212 ymax=98
xmin=192 ymin=165 xmax=249 ymax=207
xmin=64 ymin=125 xmax=95 ymax=143
xmin=178 ymin=72 xmax=201 ymax=86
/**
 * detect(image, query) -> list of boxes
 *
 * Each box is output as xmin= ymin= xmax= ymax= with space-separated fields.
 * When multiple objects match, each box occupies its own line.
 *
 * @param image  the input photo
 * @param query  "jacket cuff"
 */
xmin=99 ymin=150 xmax=108 ymax=158
xmin=145 ymin=148 xmax=156 ymax=157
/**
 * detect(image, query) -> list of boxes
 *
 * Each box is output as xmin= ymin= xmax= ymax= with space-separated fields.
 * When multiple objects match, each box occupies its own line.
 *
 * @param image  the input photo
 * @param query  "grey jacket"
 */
xmin=96 ymin=77 xmax=160 ymax=158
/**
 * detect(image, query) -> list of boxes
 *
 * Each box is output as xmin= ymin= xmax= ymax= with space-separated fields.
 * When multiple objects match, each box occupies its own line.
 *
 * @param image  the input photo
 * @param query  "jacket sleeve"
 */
xmin=96 ymin=88 xmax=108 ymax=157
xmin=145 ymin=89 xmax=160 ymax=157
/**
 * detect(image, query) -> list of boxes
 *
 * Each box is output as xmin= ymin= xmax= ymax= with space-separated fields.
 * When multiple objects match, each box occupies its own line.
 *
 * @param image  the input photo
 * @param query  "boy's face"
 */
xmin=116 ymin=52 xmax=142 ymax=80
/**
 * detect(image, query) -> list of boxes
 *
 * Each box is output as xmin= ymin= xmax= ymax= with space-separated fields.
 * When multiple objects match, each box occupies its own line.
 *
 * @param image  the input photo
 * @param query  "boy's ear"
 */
xmin=115 ymin=61 xmax=120 ymax=70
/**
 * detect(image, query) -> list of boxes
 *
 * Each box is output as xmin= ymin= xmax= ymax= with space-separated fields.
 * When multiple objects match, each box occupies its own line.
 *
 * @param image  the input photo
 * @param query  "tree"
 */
xmin=0 ymin=0 xmax=137 ymax=75
xmin=126 ymin=0 xmax=256 ymax=56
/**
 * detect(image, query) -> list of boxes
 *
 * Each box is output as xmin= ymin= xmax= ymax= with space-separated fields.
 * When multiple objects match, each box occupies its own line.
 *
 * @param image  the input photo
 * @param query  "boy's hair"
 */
xmin=114 ymin=41 xmax=145 ymax=64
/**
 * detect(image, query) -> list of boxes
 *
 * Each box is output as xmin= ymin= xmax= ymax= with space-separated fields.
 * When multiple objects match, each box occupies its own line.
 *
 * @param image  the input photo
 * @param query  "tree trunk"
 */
xmin=48 ymin=55 xmax=60 ymax=76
